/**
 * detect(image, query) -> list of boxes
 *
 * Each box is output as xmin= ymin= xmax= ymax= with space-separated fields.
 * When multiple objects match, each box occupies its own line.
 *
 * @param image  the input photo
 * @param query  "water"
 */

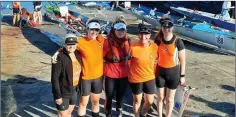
xmin=1 ymin=1 xmax=54 ymax=15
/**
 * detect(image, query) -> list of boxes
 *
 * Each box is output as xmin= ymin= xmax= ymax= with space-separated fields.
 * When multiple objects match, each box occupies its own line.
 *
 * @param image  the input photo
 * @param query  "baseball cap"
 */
xmin=86 ymin=19 xmax=101 ymax=30
xmin=65 ymin=33 xmax=77 ymax=45
xmin=114 ymin=23 xmax=127 ymax=30
xmin=138 ymin=24 xmax=151 ymax=34
xmin=159 ymin=17 xmax=174 ymax=28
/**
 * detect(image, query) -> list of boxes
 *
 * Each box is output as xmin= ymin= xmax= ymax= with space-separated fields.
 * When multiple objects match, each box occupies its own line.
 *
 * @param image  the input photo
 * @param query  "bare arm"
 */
xmin=179 ymin=49 xmax=185 ymax=75
xmin=179 ymin=49 xmax=186 ymax=85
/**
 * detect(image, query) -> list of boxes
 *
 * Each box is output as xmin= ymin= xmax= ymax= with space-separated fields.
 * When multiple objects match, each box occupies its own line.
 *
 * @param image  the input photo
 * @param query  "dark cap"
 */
xmin=159 ymin=17 xmax=174 ymax=28
xmin=138 ymin=23 xmax=151 ymax=34
xmin=65 ymin=33 xmax=77 ymax=45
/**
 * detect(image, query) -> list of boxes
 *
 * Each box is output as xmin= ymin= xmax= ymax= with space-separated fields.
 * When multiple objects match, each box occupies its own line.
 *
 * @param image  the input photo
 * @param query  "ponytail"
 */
xmin=154 ymin=29 xmax=163 ymax=45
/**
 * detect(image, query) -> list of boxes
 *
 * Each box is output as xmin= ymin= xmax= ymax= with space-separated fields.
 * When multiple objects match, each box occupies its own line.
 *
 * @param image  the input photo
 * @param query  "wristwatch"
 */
xmin=180 ymin=74 xmax=185 ymax=77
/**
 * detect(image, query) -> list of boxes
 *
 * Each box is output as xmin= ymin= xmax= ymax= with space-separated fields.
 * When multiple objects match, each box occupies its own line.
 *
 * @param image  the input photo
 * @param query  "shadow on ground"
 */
xmin=1 ymin=15 xmax=60 ymax=56
xmin=1 ymin=73 xmax=54 ymax=117
xmin=183 ymin=109 xmax=233 ymax=117
xmin=190 ymin=95 xmax=235 ymax=116
xmin=1 ymin=73 xmax=159 ymax=117
xmin=220 ymin=85 xmax=235 ymax=92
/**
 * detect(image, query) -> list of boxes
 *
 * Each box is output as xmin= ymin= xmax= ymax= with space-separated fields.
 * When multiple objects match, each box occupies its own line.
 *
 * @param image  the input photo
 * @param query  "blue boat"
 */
xmin=170 ymin=7 xmax=235 ymax=32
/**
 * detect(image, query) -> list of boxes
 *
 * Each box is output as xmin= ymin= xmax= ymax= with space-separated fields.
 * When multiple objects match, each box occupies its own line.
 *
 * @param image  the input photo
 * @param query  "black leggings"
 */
xmin=105 ymin=76 xmax=128 ymax=111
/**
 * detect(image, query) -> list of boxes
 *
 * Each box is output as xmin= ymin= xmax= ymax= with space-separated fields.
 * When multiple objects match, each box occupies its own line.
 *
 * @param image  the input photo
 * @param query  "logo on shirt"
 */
xmin=149 ymin=54 xmax=153 ymax=59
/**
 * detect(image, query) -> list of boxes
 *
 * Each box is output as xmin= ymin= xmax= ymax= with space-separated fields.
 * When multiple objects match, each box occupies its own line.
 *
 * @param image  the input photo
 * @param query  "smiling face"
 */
xmin=115 ymin=29 xmax=126 ymax=38
xmin=65 ymin=43 xmax=77 ymax=53
xmin=87 ymin=28 xmax=99 ymax=39
xmin=139 ymin=33 xmax=151 ymax=44
xmin=162 ymin=26 xmax=173 ymax=36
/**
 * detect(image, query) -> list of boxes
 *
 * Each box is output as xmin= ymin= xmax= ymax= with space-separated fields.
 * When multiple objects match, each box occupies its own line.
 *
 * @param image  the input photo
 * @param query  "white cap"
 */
xmin=87 ymin=22 xmax=101 ymax=29
xmin=114 ymin=23 xmax=126 ymax=30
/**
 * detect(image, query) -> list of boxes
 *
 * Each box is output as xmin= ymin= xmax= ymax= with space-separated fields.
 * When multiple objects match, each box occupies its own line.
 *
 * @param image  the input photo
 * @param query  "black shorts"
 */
xmin=79 ymin=76 xmax=104 ymax=96
xmin=156 ymin=65 xmax=180 ymax=89
xmin=13 ymin=8 xmax=20 ymax=14
xmin=129 ymin=79 xmax=155 ymax=95
xmin=56 ymin=86 xmax=78 ymax=111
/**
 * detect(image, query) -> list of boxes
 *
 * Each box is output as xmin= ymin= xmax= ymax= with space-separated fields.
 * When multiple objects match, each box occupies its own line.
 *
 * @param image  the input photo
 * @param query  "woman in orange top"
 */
xmin=155 ymin=17 xmax=186 ymax=117
xmin=129 ymin=24 xmax=158 ymax=117
xmin=52 ymin=19 xmax=105 ymax=117
xmin=12 ymin=1 xmax=22 ymax=26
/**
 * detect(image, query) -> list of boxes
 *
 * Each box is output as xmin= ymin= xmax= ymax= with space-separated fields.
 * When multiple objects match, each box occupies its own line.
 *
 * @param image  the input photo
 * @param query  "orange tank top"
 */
xmin=72 ymin=60 xmax=81 ymax=86
xmin=69 ymin=53 xmax=82 ymax=86
xmin=158 ymin=38 xmax=179 ymax=68
xmin=13 ymin=2 xmax=19 ymax=9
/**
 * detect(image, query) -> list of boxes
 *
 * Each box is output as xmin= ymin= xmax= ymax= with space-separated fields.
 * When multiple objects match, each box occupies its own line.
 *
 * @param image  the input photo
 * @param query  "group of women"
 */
xmin=12 ymin=1 xmax=42 ymax=27
xmin=51 ymin=15 xmax=186 ymax=117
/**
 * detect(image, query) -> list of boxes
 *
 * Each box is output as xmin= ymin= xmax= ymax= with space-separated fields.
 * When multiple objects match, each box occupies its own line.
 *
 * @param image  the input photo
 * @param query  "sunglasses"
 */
xmin=115 ymin=28 xmax=126 ymax=31
xmin=89 ymin=28 xmax=100 ymax=32
xmin=161 ymin=21 xmax=174 ymax=28
xmin=139 ymin=28 xmax=151 ymax=33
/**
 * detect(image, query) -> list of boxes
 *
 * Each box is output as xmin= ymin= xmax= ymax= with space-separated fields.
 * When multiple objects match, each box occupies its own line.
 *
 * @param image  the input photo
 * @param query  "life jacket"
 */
xmin=104 ymin=28 xmax=131 ymax=63
xmin=157 ymin=35 xmax=180 ymax=68
xmin=13 ymin=2 xmax=19 ymax=9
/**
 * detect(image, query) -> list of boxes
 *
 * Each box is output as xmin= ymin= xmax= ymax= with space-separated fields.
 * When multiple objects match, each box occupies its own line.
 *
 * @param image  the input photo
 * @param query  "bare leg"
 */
xmin=78 ymin=95 xmax=89 ymax=116
xmin=157 ymin=88 xmax=165 ymax=117
xmin=16 ymin=13 xmax=20 ymax=26
xmin=38 ymin=11 xmax=42 ymax=24
xmin=58 ymin=110 xmax=68 ymax=117
xmin=165 ymin=88 xmax=176 ymax=117
xmin=133 ymin=93 xmax=143 ymax=117
xmin=13 ymin=14 xmax=16 ymax=26
xmin=141 ymin=93 xmax=154 ymax=116
xmin=67 ymin=105 xmax=75 ymax=117
xmin=33 ymin=11 xmax=37 ymax=23
xmin=90 ymin=93 xmax=101 ymax=113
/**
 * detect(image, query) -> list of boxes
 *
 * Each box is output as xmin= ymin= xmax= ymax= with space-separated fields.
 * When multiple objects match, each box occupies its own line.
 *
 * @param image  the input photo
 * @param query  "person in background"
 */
xmin=103 ymin=16 xmax=130 ymax=117
xmin=129 ymin=24 xmax=158 ymax=117
xmin=154 ymin=17 xmax=186 ymax=117
xmin=149 ymin=7 xmax=157 ymax=18
xmin=12 ymin=1 xmax=22 ymax=26
xmin=33 ymin=1 xmax=42 ymax=24
xmin=51 ymin=33 xmax=82 ymax=117
xmin=221 ymin=1 xmax=235 ymax=20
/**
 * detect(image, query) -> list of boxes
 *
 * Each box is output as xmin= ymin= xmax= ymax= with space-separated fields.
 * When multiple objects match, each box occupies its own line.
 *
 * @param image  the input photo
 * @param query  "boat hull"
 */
xmin=174 ymin=25 xmax=235 ymax=52
xmin=170 ymin=7 xmax=235 ymax=32
xmin=119 ymin=6 xmax=235 ymax=52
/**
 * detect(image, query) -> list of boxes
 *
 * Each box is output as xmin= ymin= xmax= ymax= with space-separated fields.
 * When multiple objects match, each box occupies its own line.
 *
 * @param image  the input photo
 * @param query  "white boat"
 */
xmin=170 ymin=6 xmax=235 ymax=32
xmin=119 ymin=6 xmax=235 ymax=54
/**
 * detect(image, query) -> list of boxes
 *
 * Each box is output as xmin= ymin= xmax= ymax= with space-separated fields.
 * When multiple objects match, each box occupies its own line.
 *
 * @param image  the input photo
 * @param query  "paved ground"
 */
xmin=1 ymin=8 xmax=235 ymax=117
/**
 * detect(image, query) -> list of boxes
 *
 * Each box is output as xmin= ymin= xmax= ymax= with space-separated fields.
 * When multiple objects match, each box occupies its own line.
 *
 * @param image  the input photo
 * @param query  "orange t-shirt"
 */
xmin=128 ymin=42 xmax=158 ymax=83
xmin=77 ymin=35 xmax=105 ymax=80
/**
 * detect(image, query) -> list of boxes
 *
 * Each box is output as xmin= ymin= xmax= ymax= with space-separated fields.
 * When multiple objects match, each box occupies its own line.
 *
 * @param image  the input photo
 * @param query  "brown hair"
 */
xmin=113 ymin=15 xmax=127 ymax=26
xmin=154 ymin=29 xmax=163 ymax=45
